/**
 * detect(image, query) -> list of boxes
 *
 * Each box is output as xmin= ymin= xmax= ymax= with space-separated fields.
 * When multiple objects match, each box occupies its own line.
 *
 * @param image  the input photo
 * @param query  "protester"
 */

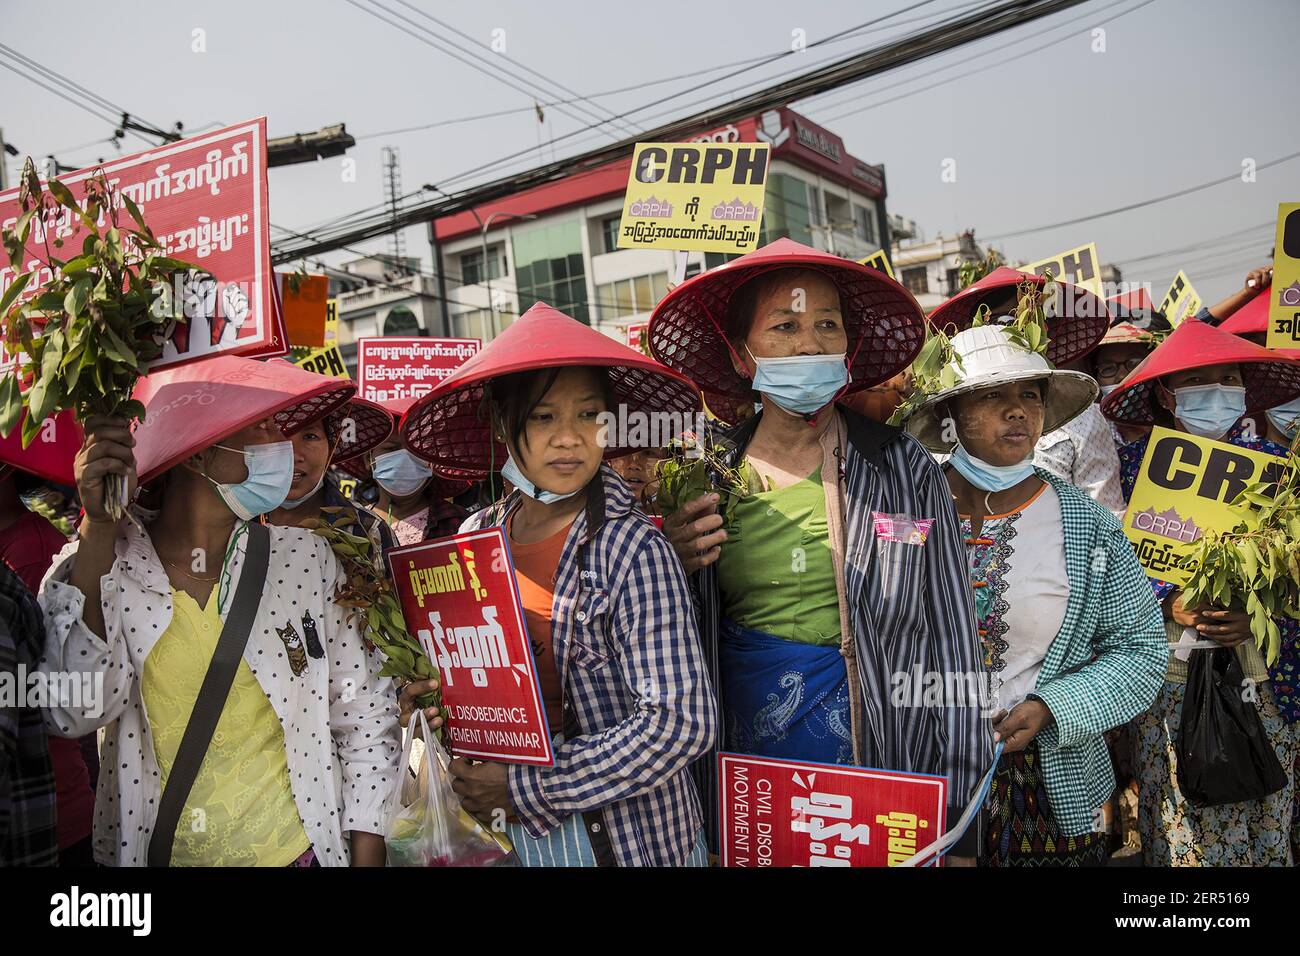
xmin=1218 ymin=284 xmax=1300 ymax=448
xmin=1101 ymin=320 xmax=1300 ymax=865
xmin=607 ymin=447 xmax=666 ymax=517
xmin=264 ymin=387 xmax=396 ymax=548
xmin=929 ymin=267 xmax=1123 ymax=514
xmin=0 ymin=559 xmax=57 ymax=866
xmin=903 ymin=323 xmax=1165 ymax=865
xmin=347 ymin=397 xmax=470 ymax=544
xmin=398 ymin=302 xmax=716 ymax=867
xmin=1191 ymin=265 xmax=1274 ymax=326
xmin=35 ymin=356 xmax=402 ymax=867
xmin=649 ymin=237 xmax=990 ymax=861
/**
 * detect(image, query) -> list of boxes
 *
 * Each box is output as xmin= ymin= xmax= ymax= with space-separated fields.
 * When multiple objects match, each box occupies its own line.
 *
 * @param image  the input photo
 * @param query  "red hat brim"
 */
xmin=1099 ymin=319 xmax=1300 ymax=426
xmin=1218 ymin=285 xmax=1270 ymax=336
xmin=133 ymin=355 xmax=355 ymax=482
xmin=0 ymin=410 xmax=83 ymax=486
xmin=401 ymin=302 xmax=702 ymax=476
xmin=647 ymin=237 xmax=926 ymax=425
xmin=929 ymin=267 xmax=1110 ymax=366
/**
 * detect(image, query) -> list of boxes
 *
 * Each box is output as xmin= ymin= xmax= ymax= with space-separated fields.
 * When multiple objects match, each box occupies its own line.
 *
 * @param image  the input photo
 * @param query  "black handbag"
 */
xmin=1176 ymin=647 xmax=1288 ymax=808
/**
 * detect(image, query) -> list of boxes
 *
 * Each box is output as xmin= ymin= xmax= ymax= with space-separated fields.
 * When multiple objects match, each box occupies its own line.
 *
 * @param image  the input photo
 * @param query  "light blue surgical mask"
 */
xmin=282 ymin=475 xmax=325 ymax=509
xmin=1173 ymin=383 xmax=1246 ymax=440
xmin=205 ymin=440 xmax=295 ymax=520
xmin=500 ymin=454 xmax=582 ymax=505
xmin=373 ymin=449 xmax=432 ymax=498
xmin=1266 ymin=395 xmax=1300 ymax=443
xmin=947 ymin=438 xmax=1036 ymax=492
xmin=747 ymin=347 xmax=849 ymax=416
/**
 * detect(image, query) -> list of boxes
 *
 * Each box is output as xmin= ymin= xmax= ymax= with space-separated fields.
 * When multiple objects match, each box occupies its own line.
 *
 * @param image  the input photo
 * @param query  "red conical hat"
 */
xmin=402 ymin=302 xmax=702 ymax=475
xmin=132 ymin=354 xmax=355 ymax=482
xmin=0 ymin=410 xmax=83 ymax=486
xmin=1218 ymin=285 xmax=1270 ymax=336
xmin=335 ymin=397 xmax=472 ymax=501
xmin=928 ymin=266 xmax=1110 ymax=366
xmin=647 ymin=237 xmax=925 ymax=425
xmin=263 ymin=359 xmax=393 ymax=465
xmin=1106 ymin=287 xmax=1156 ymax=317
xmin=1098 ymin=321 xmax=1157 ymax=347
xmin=1099 ymin=319 xmax=1300 ymax=426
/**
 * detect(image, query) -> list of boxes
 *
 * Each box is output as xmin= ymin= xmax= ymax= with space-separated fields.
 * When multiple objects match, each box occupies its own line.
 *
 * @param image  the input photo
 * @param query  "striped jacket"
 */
xmin=1020 ymin=469 xmax=1167 ymax=834
xmin=463 ymin=466 xmax=716 ymax=866
xmin=692 ymin=410 xmax=992 ymax=852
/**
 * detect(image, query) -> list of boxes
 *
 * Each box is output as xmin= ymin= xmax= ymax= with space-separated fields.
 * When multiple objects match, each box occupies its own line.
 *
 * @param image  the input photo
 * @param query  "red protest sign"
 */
xmin=0 ymin=410 xmax=82 ymax=485
xmin=718 ymin=753 xmax=947 ymax=867
xmin=0 ymin=118 xmax=282 ymax=371
xmin=356 ymin=337 xmax=480 ymax=403
xmin=387 ymin=527 xmax=553 ymax=765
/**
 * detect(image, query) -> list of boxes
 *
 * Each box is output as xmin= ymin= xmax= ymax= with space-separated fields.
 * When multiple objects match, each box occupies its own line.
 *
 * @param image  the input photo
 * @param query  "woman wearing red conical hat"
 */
xmin=1100 ymin=320 xmax=1300 ymax=866
xmin=337 ymin=396 xmax=472 ymax=545
xmin=649 ymin=237 xmax=990 ymax=862
xmin=0 ymin=419 xmax=96 ymax=864
xmin=1219 ymin=282 xmax=1300 ymax=448
xmin=397 ymin=302 xmax=715 ymax=867
xmin=1093 ymin=289 xmax=1173 ymax=447
xmin=931 ymin=266 xmax=1124 ymax=515
xmin=34 ymin=355 xmax=402 ymax=867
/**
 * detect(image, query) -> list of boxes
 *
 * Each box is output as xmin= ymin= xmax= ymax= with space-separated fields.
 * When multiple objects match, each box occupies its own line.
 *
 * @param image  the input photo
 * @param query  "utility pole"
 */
xmin=382 ymin=146 xmax=406 ymax=266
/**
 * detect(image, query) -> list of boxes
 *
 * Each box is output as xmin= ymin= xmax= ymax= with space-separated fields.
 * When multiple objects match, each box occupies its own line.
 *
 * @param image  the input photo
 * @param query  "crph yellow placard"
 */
xmin=1266 ymin=202 xmax=1300 ymax=349
xmin=858 ymin=249 xmax=895 ymax=279
xmin=1159 ymin=270 xmax=1203 ymax=327
xmin=1123 ymin=426 xmax=1286 ymax=586
xmin=617 ymin=141 xmax=770 ymax=254
xmin=1019 ymin=242 xmax=1103 ymax=296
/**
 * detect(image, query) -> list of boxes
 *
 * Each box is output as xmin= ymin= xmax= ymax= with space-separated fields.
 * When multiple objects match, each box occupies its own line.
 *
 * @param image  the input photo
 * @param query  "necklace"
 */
xmin=160 ymin=556 xmax=221 ymax=582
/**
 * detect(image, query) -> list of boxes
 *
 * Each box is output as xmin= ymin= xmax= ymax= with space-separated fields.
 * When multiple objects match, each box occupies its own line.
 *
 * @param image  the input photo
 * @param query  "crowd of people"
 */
xmin=2 ymin=236 xmax=1297 ymax=868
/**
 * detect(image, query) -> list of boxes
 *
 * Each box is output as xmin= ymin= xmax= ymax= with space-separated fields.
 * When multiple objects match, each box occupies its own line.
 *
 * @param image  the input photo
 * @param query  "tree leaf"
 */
xmin=46 ymin=179 xmax=79 ymax=210
xmin=0 ymin=272 xmax=32 ymax=318
xmin=0 ymin=373 xmax=22 ymax=437
xmin=63 ymin=277 xmax=92 ymax=319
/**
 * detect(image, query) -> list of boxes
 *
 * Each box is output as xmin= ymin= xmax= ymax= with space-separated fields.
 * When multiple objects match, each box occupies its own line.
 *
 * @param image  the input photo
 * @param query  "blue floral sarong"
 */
xmin=719 ymin=618 xmax=853 ymax=765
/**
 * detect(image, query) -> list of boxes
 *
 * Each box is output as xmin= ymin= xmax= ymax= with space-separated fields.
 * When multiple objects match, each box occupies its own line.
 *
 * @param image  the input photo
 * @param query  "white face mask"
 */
xmin=281 ymin=475 xmax=325 ymax=509
xmin=372 ymin=449 xmax=432 ymax=498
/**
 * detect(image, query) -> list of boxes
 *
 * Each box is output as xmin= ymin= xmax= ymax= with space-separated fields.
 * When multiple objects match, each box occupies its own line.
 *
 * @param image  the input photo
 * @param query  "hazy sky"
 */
xmin=2 ymin=0 xmax=1295 ymax=302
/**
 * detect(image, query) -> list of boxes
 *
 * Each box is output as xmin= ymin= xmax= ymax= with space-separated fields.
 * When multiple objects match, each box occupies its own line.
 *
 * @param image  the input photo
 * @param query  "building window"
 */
xmin=759 ymin=173 xmax=814 ymax=247
xmin=596 ymin=272 xmax=670 ymax=321
xmin=854 ymin=204 xmax=877 ymax=246
xmin=512 ymin=219 xmax=588 ymax=324
xmin=902 ymin=267 xmax=929 ymax=296
xmin=946 ymin=268 xmax=961 ymax=296
xmin=600 ymin=216 xmax=622 ymax=254
xmin=383 ymin=306 xmax=421 ymax=336
xmin=460 ymin=246 xmax=506 ymax=286
xmin=806 ymin=184 xmax=824 ymax=227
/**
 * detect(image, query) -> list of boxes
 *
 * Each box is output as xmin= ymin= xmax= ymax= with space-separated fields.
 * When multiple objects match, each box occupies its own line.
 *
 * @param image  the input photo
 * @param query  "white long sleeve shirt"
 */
xmin=1034 ymin=403 xmax=1126 ymax=518
xmin=37 ymin=521 xmax=401 ymax=867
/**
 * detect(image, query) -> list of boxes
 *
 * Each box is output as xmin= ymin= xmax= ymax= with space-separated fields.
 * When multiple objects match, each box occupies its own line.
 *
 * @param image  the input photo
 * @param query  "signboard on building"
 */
xmin=0 ymin=118 xmax=282 ymax=370
xmin=618 ymin=141 xmax=770 ymax=254
xmin=355 ymin=336 xmax=481 ymax=402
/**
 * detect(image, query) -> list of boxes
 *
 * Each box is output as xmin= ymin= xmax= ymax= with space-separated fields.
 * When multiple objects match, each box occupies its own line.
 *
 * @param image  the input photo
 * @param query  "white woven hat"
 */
xmin=904 ymin=324 xmax=1099 ymax=452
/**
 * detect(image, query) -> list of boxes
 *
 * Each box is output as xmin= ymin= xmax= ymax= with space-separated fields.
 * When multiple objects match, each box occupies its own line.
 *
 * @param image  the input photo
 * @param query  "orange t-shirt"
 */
xmin=507 ymin=514 xmax=571 ymax=733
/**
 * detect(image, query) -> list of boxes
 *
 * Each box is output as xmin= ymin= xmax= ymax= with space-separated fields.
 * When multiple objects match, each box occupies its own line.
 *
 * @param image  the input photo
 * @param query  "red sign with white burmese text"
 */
xmin=0 ymin=119 xmax=281 ymax=371
xmin=718 ymin=753 xmax=946 ymax=867
xmin=356 ymin=337 xmax=481 ymax=403
xmin=387 ymin=528 xmax=553 ymax=765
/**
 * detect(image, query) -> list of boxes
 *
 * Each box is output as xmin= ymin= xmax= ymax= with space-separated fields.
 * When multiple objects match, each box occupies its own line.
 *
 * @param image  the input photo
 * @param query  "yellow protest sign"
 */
xmin=618 ymin=141 xmax=770 ymax=254
xmin=1158 ymin=270 xmax=1203 ymax=327
xmin=1123 ymin=426 xmax=1285 ymax=585
xmin=1019 ymin=242 xmax=1103 ymax=296
xmin=858 ymin=249 xmax=895 ymax=279
xmin=291 ymin=298 xmax=349 ymax=378
xmin=1266 ymin=202 xmax=1300 ymax=349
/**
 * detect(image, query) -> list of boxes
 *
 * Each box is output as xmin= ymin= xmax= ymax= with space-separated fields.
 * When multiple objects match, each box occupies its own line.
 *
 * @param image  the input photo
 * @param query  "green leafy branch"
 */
xmin=971 ymin=272 xmax=1054 ymax=357
xmin=0 ymin=158 xmax=198 ymax=516
xmin=655 ymin=432 xmax=749 ymax=528
xmin=887 ymin=325 xmax=964 ymax=426
xmin=1181 ymin=433 xmax=1300 ymax=666
xmin=307 ymin=507 xmax=445 ymax=718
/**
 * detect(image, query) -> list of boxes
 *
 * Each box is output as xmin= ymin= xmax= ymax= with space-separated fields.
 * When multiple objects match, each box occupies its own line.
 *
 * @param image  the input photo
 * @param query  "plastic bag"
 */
xmin=1176 ymin=647 xmax=1287 ymax=808
xmin=384 ymin=711 xmax=515 ymax=867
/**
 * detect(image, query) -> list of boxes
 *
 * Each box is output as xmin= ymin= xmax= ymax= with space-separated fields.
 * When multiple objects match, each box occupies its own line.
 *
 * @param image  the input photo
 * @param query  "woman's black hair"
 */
xmin=481 ymin=366 xmax=613 ymax=457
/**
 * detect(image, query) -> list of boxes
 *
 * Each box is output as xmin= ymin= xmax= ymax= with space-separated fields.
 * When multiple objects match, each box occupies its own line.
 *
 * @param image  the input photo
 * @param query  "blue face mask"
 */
xmin=1266 ymin=395 xmax=1300 ymax=443
xmin=1173 ymin=383 xmax=1246 ymax=439
xmin=947 ymin=438 xmax=1036 ymax=492
xmin=747 ymin=347 xmax=849 ymax=416
xmin=205 ymin=440 xmax=295 ymax=520
xmin=373 ymin=449 xmax=432 ymax=498
xmin=501 ymin=454 xmax=582 ymax=505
